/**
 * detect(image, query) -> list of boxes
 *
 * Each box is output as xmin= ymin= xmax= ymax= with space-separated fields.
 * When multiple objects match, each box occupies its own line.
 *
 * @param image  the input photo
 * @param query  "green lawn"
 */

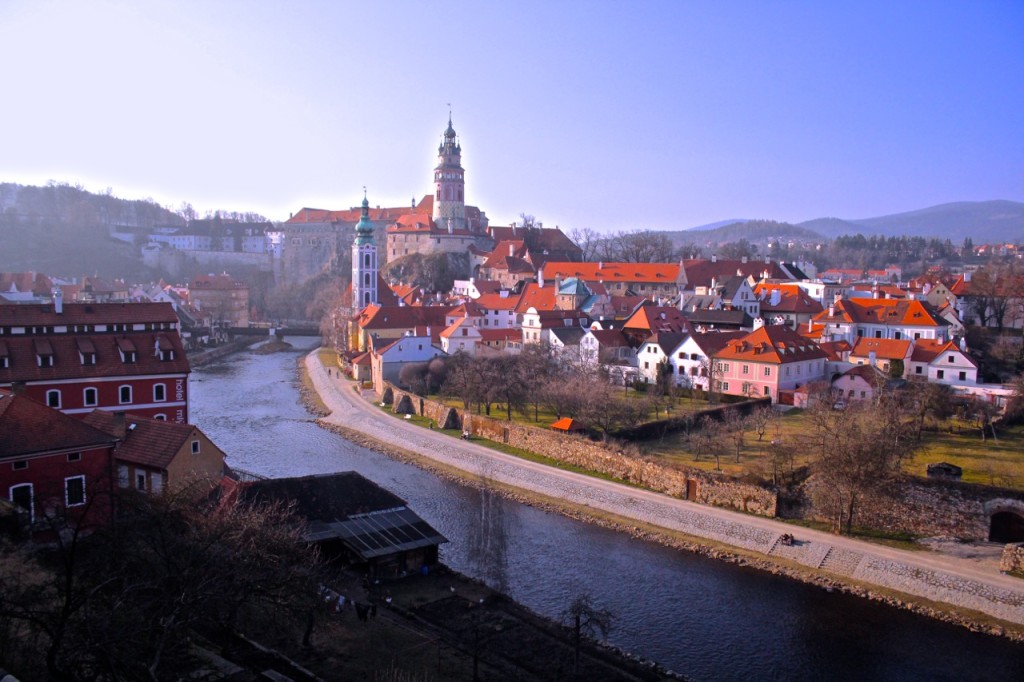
xmin=645 ymin=409 xmax=1024 ymax=490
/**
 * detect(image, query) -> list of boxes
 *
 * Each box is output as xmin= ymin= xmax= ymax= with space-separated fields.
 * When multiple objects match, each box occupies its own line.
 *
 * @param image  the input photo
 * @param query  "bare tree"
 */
xmin=562 ymin=592 xmax=614 ymax=677
xmin=567 ymin=226 xmax=602 ymax=261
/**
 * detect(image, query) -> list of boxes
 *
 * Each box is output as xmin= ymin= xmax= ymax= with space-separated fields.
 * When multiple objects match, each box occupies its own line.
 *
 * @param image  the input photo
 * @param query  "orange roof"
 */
xmin=910 ymin=339 xmax=977 ymax=366
xmin=715 ymin=326 xmax=827 ymax=364
xmin=623 ymin=304 xmax=689 ymax=334
xmin=542 ymin=261 xmax=681 ymax=284
xmin=812 ymin=298 xmax=946 ymax=328
xmin=551 ymin=417 xmax=585 ymax=432
xmin=850 ymin=338 xmax=912 ymax=360
xmin=515 ymin=283 xmax=558 ymax=313
xmin=286 ymin=203 xmax=423 ymax=224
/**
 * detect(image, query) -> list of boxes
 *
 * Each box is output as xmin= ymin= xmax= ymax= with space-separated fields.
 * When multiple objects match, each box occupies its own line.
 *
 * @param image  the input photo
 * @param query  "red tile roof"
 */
xmin=716 ymin=326 xmax=827 ymax=364
xmin=623 ymin=304 xmax=690 ymax=335
xmin=910 ymin=339 xmax=977 ymax=366
xmin=850 ymin=338 xmax=912 ymax=360
xmin=0 ymin=332 xmax=189 ymax=383
xmin=0 ymin=391 xmax=118 ymax=459
xmin=0 ymin=301 xmax=179 ymax=326
xmin=542 ymin=262 xmax=682 ymax=284
xmin=354 ymin=304 xmax=453 ymax=331
xmin=515 ymin=283 xmax=557 ymax=313
xmin=83 ymin=411 xmax=203 ymax=469
xmin=812 ymin=298 xmax=946 ymax=328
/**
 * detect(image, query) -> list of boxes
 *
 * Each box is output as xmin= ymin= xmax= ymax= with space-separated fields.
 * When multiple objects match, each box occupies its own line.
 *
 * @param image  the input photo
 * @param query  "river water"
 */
xmin=190 ymin=339 xmax=1024 ymax=681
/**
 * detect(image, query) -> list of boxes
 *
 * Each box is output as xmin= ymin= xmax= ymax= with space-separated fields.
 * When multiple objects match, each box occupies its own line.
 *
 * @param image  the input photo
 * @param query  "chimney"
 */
xmin=765 ymin=254 xmax=771 ymax=264
xmin=770 ymin=289 xmax=781 ymax=306
xmin=808 ymin=318 xmax=813 ymax=332
xmin=10 ymin=381 xmax=26 ymax=396
xmin=711 ymin=254 xmax=717 ymax=263
xmin=964 ymin=271 xmax=972 ymax=283
xmin=741 ymin=256 xmax=748 ymax=264
xmin=509 ymin=243 xmax=514 ymax=257
xmin=538 ymin=267 xmax=545 ymax=288
xmin=53 ymin=288 xmax=63 ymax=314
xmin=112 ymin=411 xmax=127 ymax=439
xmin=829 ymin=304 xmax=835 ymax=317
xmin=868 ymin=350 xmax=877 ymax=367
xmin=555 ymin=276 xmax=561 ymax=291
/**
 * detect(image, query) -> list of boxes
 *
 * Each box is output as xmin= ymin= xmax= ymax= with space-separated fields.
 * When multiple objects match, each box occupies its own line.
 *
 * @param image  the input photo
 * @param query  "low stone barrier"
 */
xmin=1002 ymin=544 xmax=1024 ymax=574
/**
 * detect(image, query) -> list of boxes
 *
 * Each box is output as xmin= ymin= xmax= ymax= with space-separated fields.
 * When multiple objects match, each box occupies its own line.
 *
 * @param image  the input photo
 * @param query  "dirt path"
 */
xmin=307 ymin=351 xmax=1024 ymax=631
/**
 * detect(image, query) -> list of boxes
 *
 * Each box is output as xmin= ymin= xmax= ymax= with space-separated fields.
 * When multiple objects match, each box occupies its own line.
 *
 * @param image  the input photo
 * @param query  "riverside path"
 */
xmin=306 ymin=350 xmax=1024 ymax=629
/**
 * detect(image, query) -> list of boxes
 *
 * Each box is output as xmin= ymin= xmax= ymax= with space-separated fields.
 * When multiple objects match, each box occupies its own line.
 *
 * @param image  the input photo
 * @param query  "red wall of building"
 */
xmin=22 ymin=375 xmax=189 ymax=423
xmin=1 ymin=444 xmax=115 ymax=531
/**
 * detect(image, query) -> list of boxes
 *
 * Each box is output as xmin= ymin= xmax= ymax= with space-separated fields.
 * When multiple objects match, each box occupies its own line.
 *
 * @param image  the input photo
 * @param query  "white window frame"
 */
xmin=83 ymin=387 xmax=98 ymax=406
xmin=119 ymin=384 xmax=132 ymax=404
xmin=153 ymin=383 xmax=167 ymax=402
xmin=46 ymin=389 xmax=61 ymax=409
xmin=10 ymin=483 xmax=34 ymax=522
xmin=64 ymin=475 xmax=86 ymax=507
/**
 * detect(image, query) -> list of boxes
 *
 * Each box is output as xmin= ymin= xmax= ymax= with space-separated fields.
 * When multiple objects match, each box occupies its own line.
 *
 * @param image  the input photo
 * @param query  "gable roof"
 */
xmin=541 ymin=262 xmax=683 ymax=285
xmin=685 ymin=330 xmax=748 ymax=356
xmin=716 ymin=326 xmax=827 ymax=364
xmin=0 ymin=301 xmax=179 ymax=327
xmin=910 ymin=339 xmax=978 ymax=366
xmin=850 ymin=338 xmax=912 ymax=361
xmin=354 ymin=304 xmax=453 ymax=331
xmin=623 ymin=304 xmax=690 ymax=335
xmin=83 ymin=411 xmax=207 ymax=469
xmin=549 ymin=326 xmax=588 ymax=346
xmin=640 ymin=332 xmax=687 ymax=356
xmin=0 ymin=391 xmax=118 ymax=459
xmin=813 ymin=298 xmax=948 ymax=328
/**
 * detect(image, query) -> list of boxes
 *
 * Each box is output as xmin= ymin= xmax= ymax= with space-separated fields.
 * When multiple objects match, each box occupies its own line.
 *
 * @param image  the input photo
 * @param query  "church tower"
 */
xmin=351 ymin=190 xmax=378 ymax=308
xmin=432 ymin=114 xmax=467 ymax=232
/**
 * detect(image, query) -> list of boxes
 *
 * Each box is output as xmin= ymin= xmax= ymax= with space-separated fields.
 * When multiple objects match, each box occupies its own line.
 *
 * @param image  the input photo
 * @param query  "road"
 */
xmin=307 ymin=351 xmax=1024 ymax=627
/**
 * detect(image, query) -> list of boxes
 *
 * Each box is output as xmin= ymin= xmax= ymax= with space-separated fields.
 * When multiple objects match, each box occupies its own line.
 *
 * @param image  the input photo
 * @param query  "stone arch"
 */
xmin=394 ymin=394 xmax=414 ymax=415
xmin=381 ymin=387 xmax=394 ymax=405
xmin=984 ymin=499 xmax=1024 ymax=543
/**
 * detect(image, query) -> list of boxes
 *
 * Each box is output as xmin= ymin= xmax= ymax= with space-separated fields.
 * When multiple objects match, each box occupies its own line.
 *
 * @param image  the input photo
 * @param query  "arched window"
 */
xmin=364 ymin=254 xmax=370 ymax=267
xmin=153 ymin=383 xmax=166 ymax=402
xmin=364 ymin=273 xmax=371 ymax=286
xmin=46 ymin=389 xmax=61 ymax=409
xmin=119 ymin=385 xmax=132 ymax=404
xmin=83 ymin=387 xmax=98 ymax=406
xmin=436 ymin=189 xmax=440 ymax=201
xmin=154 ymin=414 xmax=167 ymax=421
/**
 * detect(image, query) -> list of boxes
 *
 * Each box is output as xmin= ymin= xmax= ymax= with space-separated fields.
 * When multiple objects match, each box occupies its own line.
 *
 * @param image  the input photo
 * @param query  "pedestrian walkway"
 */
xmin=306 ymin=351 xmax=1024 ymax=627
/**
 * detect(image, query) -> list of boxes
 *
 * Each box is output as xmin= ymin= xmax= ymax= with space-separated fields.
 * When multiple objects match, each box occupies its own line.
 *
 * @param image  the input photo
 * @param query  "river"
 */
xmin=190 ymin=338 xmax=1024 ymax=681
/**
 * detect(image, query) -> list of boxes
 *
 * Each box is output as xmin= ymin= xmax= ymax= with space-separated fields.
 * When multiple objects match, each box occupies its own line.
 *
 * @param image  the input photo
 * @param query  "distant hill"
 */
xmin=689 ymin=200 xmax=1024 ymax=245
xmin=0 ymin=182 xmax=183 ymax=279
xmin=684 ymin=218 xmax=751 ymax=232
xmin=848 ymin=201 xmax=1024 ymax=242
xmin=664 ymin=219 xmax=825 ymax=246
xmin=797 ymin=217 xmax=878 ymax=239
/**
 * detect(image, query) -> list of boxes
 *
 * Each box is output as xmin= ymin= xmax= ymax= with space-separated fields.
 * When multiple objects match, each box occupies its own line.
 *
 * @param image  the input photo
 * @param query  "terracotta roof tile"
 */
xmin=0 ymin=392 xmax=118 ymax=459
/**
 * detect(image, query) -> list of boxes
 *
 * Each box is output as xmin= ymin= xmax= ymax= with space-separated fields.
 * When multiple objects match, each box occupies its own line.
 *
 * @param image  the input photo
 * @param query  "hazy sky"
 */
xmin=1 ymin=0 xmax=1021 ymax=231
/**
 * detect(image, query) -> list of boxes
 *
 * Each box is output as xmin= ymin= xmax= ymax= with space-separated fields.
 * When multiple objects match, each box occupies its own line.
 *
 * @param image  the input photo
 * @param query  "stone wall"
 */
xmin=802 ymin=475 xmax=1024 ymax=540
xmin=384 ymin=383 xmax=777 ymax=517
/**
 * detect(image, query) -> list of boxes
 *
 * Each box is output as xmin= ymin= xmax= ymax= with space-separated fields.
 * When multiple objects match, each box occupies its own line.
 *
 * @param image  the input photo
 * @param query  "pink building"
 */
xmin=713 ymin=325 xmax=828 ymax=402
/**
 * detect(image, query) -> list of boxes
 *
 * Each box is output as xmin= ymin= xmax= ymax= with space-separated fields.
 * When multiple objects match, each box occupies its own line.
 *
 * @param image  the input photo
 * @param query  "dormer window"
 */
xmin=34 ymin=339 xmax=54 ymax=367
xmin=116 ymin=338 xmax=137 ymax=363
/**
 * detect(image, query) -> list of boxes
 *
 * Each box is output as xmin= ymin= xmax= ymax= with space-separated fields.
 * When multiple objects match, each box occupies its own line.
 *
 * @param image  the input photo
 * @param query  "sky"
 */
xmin=0 ymin=0 xmax=1021 ymax=232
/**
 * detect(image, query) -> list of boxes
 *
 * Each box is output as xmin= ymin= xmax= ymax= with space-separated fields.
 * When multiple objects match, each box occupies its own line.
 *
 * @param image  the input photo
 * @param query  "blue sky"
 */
xmin=1 ymin=0 xmax=1021 ymax=231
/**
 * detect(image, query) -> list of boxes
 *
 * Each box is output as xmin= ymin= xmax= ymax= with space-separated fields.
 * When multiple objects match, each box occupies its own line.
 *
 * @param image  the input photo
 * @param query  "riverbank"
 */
xmin=187 ymin=337 xmax=264 ymax=368
xmin=299 ymin=351 xmax=1024 ymax=641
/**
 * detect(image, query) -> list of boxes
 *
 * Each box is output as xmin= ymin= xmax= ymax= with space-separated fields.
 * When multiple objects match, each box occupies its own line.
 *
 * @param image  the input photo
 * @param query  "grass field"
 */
xmin=645 ymin=409 xmax=1024 ymax=490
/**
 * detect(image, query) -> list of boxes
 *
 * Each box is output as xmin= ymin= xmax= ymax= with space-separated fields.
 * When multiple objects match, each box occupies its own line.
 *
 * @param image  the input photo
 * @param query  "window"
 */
xmin=159 ymin=349 xmax=175 ymax=361
xmin=119 ymin=385 xmax=132 ymax=404
xmin=191 ymin=440 xmax=200 ymax=455
xmin=915 ymin=366 xmax=923 ymax=375
xmin=154 ymin=414 xmax=167 ymax=421
xmin=742 ymin=365 xmax=749 ymax=375
xmin=10 ymin=484 xmax=33 ymax=521
xmin=38 ymin=354 xmax=53 ymax=367
xmin=153 ymin=383 xmax=166 ymax=402
xmin=937 ymin=370 xmax=945 ymax=379
xmin=65 ymin=476 xmax=85 ymax=507
xmin=764 ymin=367 xmax=771 ymax=377
xmin=67 ymin=452 xmax=81 ymax=462
xmin=894 ymin=332 xmax=902 ymax=340
xmin=722 ymin=382 xmax=730 ymax=391
xmin=136 ymin=473 xmax=146 ymax=491
xmin=948 ymin=355 xmax=955 ymax=363
xmin=12 ymin=460 xmax=27 ymax=471
xmin=764 ymin=386 xmax=770 ymax=396
xmin=46 ymin=389 xmax=61 ymax=409
xmin=83 ymin=387 xmax=98 ymax=406
xmin=959 ymin=371 xmax=967 ymax=381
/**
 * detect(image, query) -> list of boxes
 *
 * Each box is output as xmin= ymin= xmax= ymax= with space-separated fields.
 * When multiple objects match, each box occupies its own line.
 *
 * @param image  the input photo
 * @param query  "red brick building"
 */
xmin=0 ymin=389 xmax=118 ymax=532
xmin=0 ymin=299 xmax=191 ymax=423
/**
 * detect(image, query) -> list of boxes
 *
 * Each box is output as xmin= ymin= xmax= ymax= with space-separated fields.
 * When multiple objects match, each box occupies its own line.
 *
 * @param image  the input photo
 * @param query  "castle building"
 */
xmin=433 ymin=114 xmax=467 ymax=232
xmin=352 ymin=192 xmax=379 ymax=308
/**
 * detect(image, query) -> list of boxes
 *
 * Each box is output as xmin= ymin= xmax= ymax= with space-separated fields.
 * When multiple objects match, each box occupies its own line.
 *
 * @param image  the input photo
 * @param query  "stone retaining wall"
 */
xmin=803 ymin=476 xmax=1024 ymax=540
xmin=384 ymin=383 xmax=777 ymax=517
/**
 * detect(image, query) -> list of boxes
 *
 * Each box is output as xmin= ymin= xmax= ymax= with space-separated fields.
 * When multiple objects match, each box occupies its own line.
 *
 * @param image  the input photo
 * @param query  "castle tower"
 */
xmin=432 ymin=114 xmax=467 ymax=231
xmin=352 ymin=190 xmax=378 ymax=308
